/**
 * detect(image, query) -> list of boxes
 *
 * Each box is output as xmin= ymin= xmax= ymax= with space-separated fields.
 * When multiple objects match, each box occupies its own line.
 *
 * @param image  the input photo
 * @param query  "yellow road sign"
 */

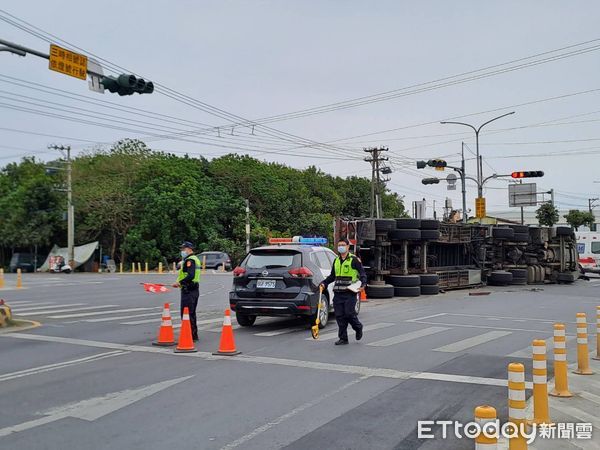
xmin=475 ymin=197 xmax=486 ymax=218
xmin=49 ymin=44 xmax=87 ymax=80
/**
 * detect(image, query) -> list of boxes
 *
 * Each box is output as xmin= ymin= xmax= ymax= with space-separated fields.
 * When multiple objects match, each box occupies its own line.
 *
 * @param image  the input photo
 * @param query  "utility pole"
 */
xmin=589 ymin=198 xmax=599 ymax=231
xmin=364 ymin=147 xmax=389 ymax=218
xmin=460 ymin=143 xmax=467 ymax=223
xmin=49 ymin=145 xmax=74 ymax=269
xmin=245 ymin=199 xmax=251 ymax=253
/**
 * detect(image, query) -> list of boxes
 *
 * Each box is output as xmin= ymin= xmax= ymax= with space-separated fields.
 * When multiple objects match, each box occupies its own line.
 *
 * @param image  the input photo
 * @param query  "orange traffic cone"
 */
xmin=174 ymin=307 xmax=197 ymax=353
xmin=152 ymin=303 xmax=175 ymax=347
xmin=360 ymin=289 xmax=368 ymax=302
xmin=213 ymin=309 xmax=240 ymax=356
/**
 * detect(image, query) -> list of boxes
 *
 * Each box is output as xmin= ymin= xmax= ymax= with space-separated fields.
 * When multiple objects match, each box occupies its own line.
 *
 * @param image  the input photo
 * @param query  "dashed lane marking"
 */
xmin=12 ymin=303 xmax=87 ymax=313
xmin=254 ymin=327 xmax=305 ymax=337
xmin=0 ymin=351 xmax=128 ymax=382
xmin=85 ymin=311 xmax=163 ymax=323
xmin=305 ymin=322 xmax=395 ymax=341
xmin=1 ymin=333 xmax=535 ymax=388
xmin=433 ymin=330 xmax=512 ymax=353
xmin=48 ymin=307 xmax=158 ymax=319
xmin=367 ymin=326 xmax=450 ymax=347
xmin=406 ymin=312 xmax=447 ymax=322
xmin=506 ymin=335 xmax=575 ymax=358
xmin=16 ymin=305 xmax=119 ymax=316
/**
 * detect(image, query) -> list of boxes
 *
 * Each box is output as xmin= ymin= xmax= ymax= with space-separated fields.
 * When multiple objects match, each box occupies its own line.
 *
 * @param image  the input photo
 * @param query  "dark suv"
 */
xmin=229 ymin=244 xmax=340 ymax=327
xmin=9 ymin=253 xmax=38 ymax=273
xmin=197 ymin=251 xmax=232 ymax=270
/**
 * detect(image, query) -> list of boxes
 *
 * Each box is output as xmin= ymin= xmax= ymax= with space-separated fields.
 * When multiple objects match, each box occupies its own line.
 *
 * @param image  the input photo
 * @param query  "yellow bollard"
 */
xmin=144 ymin=262 xmax=148 ymax=275
xmin=172 ymin=262 xmax=176 ymax=273
xmin=531 ymin=339 xmax=551 ymax=424
xmin=574 ymin=312 xmax=593 ymax=375
xmin=549 ymin=323 xmax=572 ymax=397
xmin=474 ymin=405 xmax=498 ymax=449
xmin=593 ymin=306 xmax=600 ymax=361
xmin=158 ymin=262 xmax=163 ymax=274
xmin=508 ymin=362 xmax=527 ymax=450
xmin=136 ymin=262 xmax=141 ymax=273
xmin=0 ymin=268 xmax=4 ymax=289
xmin=16 ymin=268 xmax=23 ymax=289
xmin=119 ymin=262 xmax=123 ymax=274
xmin=131 ymin=263 xmax=135 ymax=274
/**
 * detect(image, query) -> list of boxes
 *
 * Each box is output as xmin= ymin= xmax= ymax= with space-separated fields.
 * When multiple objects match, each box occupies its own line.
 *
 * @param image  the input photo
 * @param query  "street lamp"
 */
xmin=440 ymin=111 xmax=515 ymax=197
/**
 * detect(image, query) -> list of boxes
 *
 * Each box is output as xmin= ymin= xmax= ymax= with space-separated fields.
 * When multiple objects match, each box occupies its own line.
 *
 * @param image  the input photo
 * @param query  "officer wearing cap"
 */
xmin=172 ymin=241 xmax=201 ymax=341
xmin=320 ymin=238 xmax=367 ymax=346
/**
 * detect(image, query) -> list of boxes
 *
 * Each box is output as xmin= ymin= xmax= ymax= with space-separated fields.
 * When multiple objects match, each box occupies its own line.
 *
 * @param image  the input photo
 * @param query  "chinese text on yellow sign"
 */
xmin=49 ymin=44 xmax=87 ymax=80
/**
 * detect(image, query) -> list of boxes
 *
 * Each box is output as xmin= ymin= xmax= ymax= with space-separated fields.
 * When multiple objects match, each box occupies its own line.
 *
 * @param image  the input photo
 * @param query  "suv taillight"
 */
xmin=288 ymin=267 xmax=313 ymax=278
xmin=233 ymin=266 xmax=246 ymax=277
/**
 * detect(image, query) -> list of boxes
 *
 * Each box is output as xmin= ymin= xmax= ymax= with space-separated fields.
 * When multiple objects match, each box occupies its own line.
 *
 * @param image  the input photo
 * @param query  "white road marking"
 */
xmin=85 ymin=311 xmax=163 ymax=322
xmin=506 ymin=335 xmax=575 ymax=358
xmin=121 ymin=317 xmax=222 ymax=326
xmin=1 ymin=333 xmax=534 ymax=388
xmin=12 ymin=303 xmax=87 ymax=312
xmin=442 ymin=312 xmax=592 ymax=326
xmin=49 ymin=307 xmax=157 ymax=319
xmin=408 ymin=319 xmax=578 ymax=335
xmin=0 ymin=351 xmax=127 ymax=382
xmin=220 ymin=376 xmax=367 ymax=450
xmin=580 ymin=391 xmax=600 ymax=406
xmin=406 ymin=312 xmax=447 ymax=322
xmin=3 ymin=301 xmax=37 ymax=306
xmin=254 ymin=327 xmax=304 ymax=337
xmin=306 ymin=322 xmax=395 ymax=341
xmin=433 ymin=330 xmax=512 ymax=353
xmin=16 ymin=305 xmax=119 ymax=316
xmin=550 ymin=403 xmax=599 ymax=426
xmin=0 ymin=375 xmax=192 ymax=438
xmin=367 ymin=326 xmax=450 ymax=347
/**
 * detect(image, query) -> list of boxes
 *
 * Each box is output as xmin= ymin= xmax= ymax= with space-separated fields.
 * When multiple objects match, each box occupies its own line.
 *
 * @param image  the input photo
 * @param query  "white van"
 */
xmin=576 ymin=231 xmax=600 ymax=274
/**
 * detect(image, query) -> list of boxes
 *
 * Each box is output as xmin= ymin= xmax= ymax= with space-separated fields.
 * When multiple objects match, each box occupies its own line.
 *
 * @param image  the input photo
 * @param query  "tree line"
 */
xmin=0 ymin=139 xmax=406 ymax=267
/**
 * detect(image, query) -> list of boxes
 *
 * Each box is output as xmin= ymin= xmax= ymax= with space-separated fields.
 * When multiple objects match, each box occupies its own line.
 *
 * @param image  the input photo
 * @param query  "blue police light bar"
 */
xmin=299 ymin=237 xmax=328 ymax=245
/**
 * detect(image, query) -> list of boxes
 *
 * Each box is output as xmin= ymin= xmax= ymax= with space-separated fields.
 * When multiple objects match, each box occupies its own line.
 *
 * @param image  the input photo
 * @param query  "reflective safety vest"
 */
xmin=177 ymin=254 xmax=201 ymax=284
xmin=334 ymin=254 xmax=359 ymax=283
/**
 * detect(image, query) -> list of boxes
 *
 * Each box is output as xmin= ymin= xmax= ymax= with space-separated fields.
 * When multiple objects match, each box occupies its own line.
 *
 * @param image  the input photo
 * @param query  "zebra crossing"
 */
xmin=8 ymin=300 xmax=585 ymax=358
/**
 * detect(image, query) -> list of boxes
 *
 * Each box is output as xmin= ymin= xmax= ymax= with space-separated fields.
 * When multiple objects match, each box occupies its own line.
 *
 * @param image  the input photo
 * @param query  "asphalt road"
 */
xmin=1 ymin=271 xmax=599 ymax=449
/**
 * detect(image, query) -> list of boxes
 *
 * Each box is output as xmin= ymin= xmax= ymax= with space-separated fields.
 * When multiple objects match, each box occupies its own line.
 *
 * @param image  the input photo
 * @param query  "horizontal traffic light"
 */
xmin=511 ymin=171 xmax=544 ymax=179
xmin=428 ymin=159 xmax=447 ymax=168
xmin=101 ymin=74 xmax=154 ymax=96
xmin=422 ymin=178 xmax=440 ymax=185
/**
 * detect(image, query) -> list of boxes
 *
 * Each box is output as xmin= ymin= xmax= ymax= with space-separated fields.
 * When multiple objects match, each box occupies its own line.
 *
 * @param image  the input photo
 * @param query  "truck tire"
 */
xmin=390 ymin=229 xmax=421 ymax=240
xmin=487 ymin=270 xmax=513 ymax=286
xmin=375 ymin=219 xmax=396 ymax=232
xmin=396 ymin=218 xmax=421 ymax=229
xmin=420 ymin=284 xmax=440 ymax=295
xmin=491 ymin=227 xmax=514 ymax=240
xmin=420 ymin=230 xmax=441 ymax=241
xmin=556 ymin=226 xmax=574 ymax=237
xmin=557 ymin=272 xmax=576 ymax=283
xmin=420 ymin=273 xmax=439 ymax=285
xmin=509 ymin=269 xmax=528 ymax=280
xmin=508 ymin=225 xmax=529 ymax=234
xmin=527 ymin=266 xmax=536 ymax=284
xmin=365 ymin=284 xmax=394 ymax=298
xmin=236 ymin=313 xmax=257 ymax=327
xmin=394 ymin=286 xmax=421 ymax=297
xmin=420 ymin=219 xmax=440 ymax=230
xmin=387 ymin=275 xmax=420 ymax=287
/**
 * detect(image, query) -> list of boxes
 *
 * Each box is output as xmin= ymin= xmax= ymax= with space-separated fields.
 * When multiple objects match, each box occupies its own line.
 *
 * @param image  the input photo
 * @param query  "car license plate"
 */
xmin=257 ymin=279 xmax=276 ymax=289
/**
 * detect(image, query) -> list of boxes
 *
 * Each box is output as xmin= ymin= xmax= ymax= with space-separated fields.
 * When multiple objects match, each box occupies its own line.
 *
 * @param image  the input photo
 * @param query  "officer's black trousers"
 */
xmin=181 ymin=289 xmax=199 ymax=339
xmin=333 ymin=292 xmax=363 ymax=341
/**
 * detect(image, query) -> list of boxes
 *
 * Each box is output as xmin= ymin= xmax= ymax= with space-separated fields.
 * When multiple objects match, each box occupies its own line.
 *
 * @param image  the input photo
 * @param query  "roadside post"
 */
xmin=474 ymin=405 xmax=497 ymax=449
xmin=0 ymin=268 xmax=4 ymax=289
xmin=531 ymin=339 xmax=551 ymax=424
xmin=593 ymin=306 xmax=600 ymax=360
xmin=574 ymin=313 xmax=593 ymax=375
xmin=16 ymin=268 xmax=22 ymax=289
xmin=549 ymin=323 xmax=572 ymax=397
xmin=507 ymin=362 xmax=527 ymax=449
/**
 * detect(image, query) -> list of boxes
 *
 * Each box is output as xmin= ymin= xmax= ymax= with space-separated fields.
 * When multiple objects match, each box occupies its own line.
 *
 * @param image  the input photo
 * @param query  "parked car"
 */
xmin=576 ymin=231 xmax=600 ymax=274
xmin=197 ymin=251 xmax=232 ymax=270
xmin=9 ymin=253 xmax=39 ymax=273
xmin=229 ymin=237 xmax=357 ymax=328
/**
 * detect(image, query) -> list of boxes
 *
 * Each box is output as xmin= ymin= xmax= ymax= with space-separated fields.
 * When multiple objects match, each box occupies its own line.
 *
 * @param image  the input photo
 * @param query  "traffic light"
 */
xmin=427 ymin=159 xmax=447 ymax=168
xmin=416 ymin=160 xmax=427 ymax=169
xmin=422 ymin=178 xmax=440 ymax=185
xmin=101 ymin=74 xmax=154 ymax=96
xmin=511 ymin=171 xmax=544 ymax=179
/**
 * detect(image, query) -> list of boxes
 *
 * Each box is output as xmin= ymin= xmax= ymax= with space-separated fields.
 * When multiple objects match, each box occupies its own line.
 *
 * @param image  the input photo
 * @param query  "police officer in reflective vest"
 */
xmin=321 ymin=239 xmax=367 ymax=345
xmin=172 ymin=241 xmax=201 ymax=341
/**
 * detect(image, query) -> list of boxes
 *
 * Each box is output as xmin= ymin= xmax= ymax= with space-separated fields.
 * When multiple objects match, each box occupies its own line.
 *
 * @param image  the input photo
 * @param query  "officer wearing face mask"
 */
xmin=320 ymin=238 xmax=367 ymax=345
xmin=172 ymin=241 xmax=201 ymax=341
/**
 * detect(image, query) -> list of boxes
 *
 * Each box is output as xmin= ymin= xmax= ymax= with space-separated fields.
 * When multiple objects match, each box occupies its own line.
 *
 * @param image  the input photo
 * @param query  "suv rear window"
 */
xmin=244 ymin=250 xmax=301 ymax=269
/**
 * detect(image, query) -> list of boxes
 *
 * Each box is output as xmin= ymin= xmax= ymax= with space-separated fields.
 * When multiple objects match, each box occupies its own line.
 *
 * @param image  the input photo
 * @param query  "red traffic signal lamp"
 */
xmin=511 ymin=171 xmax=544 ymax=179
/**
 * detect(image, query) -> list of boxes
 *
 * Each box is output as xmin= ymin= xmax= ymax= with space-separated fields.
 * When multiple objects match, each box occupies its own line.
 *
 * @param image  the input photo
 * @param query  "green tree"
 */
xmin=563 ymin=210 xmax=594 ymax=230
xmin=536 ymin=203 xmax=559 ymax=226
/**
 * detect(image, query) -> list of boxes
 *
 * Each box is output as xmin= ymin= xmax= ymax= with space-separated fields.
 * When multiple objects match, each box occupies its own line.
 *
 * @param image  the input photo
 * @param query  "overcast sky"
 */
xmin=1 ymin=1 xmax=599 ymax=217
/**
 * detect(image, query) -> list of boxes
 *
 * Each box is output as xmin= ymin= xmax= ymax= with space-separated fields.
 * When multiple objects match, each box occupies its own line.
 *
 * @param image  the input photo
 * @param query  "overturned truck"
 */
xmin=334 ymin=218 xmax=579 ymax=299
